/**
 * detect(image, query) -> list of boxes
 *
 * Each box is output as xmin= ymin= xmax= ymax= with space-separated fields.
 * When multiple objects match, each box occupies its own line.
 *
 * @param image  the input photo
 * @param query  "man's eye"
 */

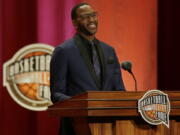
xmin=79 ymin=12 xmax=98 ymax=20
xmin=82 ymin=15 xmax=89 ymax=19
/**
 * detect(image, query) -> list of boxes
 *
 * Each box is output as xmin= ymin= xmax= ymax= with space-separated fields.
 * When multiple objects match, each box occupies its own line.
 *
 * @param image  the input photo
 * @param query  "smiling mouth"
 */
xmin=87 ymin=23 xmax=96 ymax=29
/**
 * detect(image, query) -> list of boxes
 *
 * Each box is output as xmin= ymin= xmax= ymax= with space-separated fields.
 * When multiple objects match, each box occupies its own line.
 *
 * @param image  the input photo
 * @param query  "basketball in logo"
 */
xmin=3 ymin=43 xmax=54 ymax=111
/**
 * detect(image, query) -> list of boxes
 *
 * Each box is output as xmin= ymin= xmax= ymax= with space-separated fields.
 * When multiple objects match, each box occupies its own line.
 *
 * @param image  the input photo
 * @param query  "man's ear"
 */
xmin=72 ymin=20 xmax=78 ymax=29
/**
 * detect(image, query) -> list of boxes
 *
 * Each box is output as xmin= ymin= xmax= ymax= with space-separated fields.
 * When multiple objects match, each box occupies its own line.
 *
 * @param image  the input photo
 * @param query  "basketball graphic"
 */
xmin=3 ymin=43 xmax=54 ymax=111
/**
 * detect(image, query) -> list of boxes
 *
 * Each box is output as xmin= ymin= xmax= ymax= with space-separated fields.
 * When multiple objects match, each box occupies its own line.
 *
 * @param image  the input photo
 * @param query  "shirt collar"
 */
xmin=76 ymin=33 xmax=99 ymax=46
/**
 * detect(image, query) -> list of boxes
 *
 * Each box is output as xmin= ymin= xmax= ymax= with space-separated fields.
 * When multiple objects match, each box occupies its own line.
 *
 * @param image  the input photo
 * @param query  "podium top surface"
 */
xmin=48 ymin=91 xmax=180 ymax=117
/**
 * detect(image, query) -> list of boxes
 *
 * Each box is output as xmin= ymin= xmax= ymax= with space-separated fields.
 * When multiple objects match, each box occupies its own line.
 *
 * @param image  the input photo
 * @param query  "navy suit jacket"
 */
xmin=50 ymin=34 xmax=125 ymax=103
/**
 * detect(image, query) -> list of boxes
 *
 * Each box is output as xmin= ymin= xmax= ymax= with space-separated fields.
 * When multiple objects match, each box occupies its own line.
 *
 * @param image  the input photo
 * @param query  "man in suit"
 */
xmin=50 ymin=2 xmax=125 ymax=135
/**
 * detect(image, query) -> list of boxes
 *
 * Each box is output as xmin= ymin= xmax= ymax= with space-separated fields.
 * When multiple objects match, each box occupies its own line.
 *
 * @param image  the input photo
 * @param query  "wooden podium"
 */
xmin=48 ymin=91 xmax=180 ymax=135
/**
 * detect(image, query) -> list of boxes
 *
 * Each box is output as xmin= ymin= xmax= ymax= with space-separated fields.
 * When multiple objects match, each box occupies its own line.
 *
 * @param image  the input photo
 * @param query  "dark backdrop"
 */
xmin=158 ymin=0 xmax=180 ymax=90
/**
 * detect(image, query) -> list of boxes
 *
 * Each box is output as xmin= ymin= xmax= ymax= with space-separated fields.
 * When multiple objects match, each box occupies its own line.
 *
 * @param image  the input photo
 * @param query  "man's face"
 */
xmin=73 ymin=5 xmax=98 ymax=36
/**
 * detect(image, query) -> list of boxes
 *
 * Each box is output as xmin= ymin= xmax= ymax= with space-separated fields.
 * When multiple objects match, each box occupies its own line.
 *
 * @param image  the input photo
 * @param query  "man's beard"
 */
xmin=78 ymin=23 xmax=97 ymax=36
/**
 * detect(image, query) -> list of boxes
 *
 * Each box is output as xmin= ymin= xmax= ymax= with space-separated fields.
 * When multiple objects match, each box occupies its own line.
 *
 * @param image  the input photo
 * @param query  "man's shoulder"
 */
xmin=57 ymin=38 xmax=75 ymax=49
xmin=98 ymin=40 xmax=114 ymax=50
xmin=52 ymin=38 xmax=76 ymax=56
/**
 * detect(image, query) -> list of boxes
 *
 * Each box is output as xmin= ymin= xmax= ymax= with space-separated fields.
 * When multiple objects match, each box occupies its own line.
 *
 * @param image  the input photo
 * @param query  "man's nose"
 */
xmin=88 ymin=16 xmax=95 ymax=22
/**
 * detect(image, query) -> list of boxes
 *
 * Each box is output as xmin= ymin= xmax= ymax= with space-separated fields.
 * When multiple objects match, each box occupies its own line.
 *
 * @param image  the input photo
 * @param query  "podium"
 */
xmin=48 ymin=91 xmax=180 ymax=135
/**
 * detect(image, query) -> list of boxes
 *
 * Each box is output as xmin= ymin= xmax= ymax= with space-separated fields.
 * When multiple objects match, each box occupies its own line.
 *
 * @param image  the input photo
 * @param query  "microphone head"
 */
xmin=121 ymin=61 xmax=132 ymax=73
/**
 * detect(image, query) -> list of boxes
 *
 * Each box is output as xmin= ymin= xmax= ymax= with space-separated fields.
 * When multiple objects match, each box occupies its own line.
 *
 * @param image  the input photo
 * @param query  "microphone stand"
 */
xmin=120 ymin=61 xmax=138 ymax=92
xmin=129 ymin=71 xmax=137 ymax=92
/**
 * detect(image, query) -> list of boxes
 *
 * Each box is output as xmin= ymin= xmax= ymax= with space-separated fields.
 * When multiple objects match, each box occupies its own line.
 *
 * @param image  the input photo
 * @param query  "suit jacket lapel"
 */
xmin=95 ymin=40 xmax=106 ymax=89
xmin=73 ymin=35 xmax=101 ymax=89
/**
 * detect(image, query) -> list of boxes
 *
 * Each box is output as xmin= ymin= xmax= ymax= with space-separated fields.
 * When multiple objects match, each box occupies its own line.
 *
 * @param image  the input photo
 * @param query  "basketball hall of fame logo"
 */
xmin=3 ymin=43 xmax=54 ymax=111
xmin=138 ymin=90 xmax=170 ymax=128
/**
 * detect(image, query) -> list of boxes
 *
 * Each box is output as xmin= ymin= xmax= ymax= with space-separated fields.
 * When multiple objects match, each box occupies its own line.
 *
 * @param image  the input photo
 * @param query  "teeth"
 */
xmin=88 ymin=24 xmax=96 ymax=29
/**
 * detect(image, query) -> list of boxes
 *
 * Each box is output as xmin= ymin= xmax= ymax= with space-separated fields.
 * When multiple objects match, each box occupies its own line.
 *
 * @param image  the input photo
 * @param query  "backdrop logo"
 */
xmin=138 ymin=90 xmax=170 ymax=127
xmin=3 ymin=43 xmax=54 ymax=111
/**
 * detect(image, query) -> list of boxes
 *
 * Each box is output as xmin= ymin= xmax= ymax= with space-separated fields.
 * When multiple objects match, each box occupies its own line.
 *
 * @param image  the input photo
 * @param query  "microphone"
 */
xmin=121 ymin=61 xmax=132 ymax=73
xmin=121 ymin=61 xmax=137 ymax=91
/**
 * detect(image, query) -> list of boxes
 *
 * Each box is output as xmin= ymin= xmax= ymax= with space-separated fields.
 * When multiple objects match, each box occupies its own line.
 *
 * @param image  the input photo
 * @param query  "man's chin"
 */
xmin=78 ymin=28 xmax=97 ymax=36
xmin=86 ymin=30 xmax=97 ymax=36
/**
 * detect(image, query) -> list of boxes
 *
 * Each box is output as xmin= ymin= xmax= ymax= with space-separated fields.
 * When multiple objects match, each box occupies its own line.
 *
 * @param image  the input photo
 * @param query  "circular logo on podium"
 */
xmin=3 ymin=43 xmax=54 ymax=111
xmin=138 ymin=90 xmax=170 ymax=128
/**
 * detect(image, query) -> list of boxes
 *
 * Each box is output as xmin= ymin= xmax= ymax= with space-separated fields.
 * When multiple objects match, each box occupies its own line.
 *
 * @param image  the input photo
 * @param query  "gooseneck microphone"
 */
xmin=121 ymin=61 xmax=137 ymax=92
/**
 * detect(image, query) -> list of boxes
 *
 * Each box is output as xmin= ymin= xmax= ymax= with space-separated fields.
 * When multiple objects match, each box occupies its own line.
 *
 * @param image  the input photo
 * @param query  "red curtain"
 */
xmin=0 ymin=0 xmax=79 ymax=135
xmin=0 ymin=0 xmax=157 ymax=135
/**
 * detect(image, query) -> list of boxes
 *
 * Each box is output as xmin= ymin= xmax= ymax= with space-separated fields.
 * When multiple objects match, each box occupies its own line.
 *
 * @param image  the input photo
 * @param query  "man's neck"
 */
xmin=78 ymin=32 xmax=95 ymax=42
